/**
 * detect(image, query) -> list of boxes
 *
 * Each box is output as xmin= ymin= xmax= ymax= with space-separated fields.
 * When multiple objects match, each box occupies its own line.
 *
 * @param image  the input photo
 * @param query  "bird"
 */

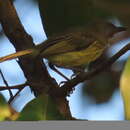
xmin=0 ymin=21 xmax=126 ymax=78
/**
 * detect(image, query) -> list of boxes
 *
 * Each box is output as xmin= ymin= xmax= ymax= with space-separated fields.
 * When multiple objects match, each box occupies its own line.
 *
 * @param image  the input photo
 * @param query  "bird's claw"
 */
xmin=67 ymin=87 xmax=76 ymax=97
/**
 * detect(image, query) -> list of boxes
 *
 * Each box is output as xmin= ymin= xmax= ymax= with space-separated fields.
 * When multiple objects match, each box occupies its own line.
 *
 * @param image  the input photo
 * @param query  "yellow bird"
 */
xmin=0 ymin=21 xmax=126 ymax=71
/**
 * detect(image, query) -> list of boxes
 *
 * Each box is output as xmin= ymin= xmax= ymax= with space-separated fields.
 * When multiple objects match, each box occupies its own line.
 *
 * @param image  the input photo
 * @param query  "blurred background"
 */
xmin=0 ymin=0 xmax=130 ymax=120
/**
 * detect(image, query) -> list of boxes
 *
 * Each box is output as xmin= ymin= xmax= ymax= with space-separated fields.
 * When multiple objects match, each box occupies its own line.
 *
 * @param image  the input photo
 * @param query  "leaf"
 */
xmin=17 ymin=94 xmax=66 ymax=120
xmin=0 ymin=94 xmax=11 ymax=121
xmin=120 ymin=57 xmax=130 ymax=120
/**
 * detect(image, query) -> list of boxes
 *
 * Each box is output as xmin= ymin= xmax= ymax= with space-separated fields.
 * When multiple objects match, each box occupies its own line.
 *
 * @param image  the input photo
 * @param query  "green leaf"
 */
xmin=120 ymin=57 xmax=130 ymax=120
xmin=0 ymin=94 xmax=11 ymax=121
xmin=17 ymin=94 xmax=66 ymax=120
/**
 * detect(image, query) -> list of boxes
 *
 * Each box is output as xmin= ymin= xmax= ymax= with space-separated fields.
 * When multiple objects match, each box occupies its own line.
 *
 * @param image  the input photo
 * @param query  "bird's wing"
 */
xmin=39 ymin=31 xmax=96 ymax=57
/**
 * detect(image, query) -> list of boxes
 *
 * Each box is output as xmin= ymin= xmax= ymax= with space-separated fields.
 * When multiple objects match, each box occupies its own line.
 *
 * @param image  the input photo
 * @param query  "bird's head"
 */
xmin=88 ymin=21 xmax=126 ymax=43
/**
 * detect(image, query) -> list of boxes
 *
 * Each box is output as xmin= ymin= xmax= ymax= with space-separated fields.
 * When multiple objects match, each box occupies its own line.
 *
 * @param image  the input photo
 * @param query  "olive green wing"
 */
xmin=39 ymin=32 xmax=96 ymax=57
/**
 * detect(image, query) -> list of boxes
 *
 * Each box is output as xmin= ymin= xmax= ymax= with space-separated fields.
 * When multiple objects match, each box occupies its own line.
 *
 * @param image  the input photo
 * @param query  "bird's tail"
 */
xmin=0 ymin=49 xmax=34 ymax=63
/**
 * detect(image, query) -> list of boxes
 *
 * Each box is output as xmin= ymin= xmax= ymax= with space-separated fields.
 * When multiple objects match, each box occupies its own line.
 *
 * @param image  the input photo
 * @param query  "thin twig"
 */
xmin=48 ymin=63 xmax=70 ymax=81
xmin=0 ymin=69 xmax=13 ymax=98
xmin=8 ymin=85 xmax=26 ymax=104
xmin=0 ymin=81 xmax=28 ymax=103
xmin=0 ymin=82 xmax=28 ymax=91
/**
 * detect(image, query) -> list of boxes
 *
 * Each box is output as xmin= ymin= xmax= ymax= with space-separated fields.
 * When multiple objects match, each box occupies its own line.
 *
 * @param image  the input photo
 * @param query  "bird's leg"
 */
xmin=48 ymin=62 xmax=70 ymax=81
xmin=48 ymin=63 xmax=78 ymax=95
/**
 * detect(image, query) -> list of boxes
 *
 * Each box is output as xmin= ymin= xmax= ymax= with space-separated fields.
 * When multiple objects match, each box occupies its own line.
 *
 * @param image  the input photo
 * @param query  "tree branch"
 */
xmin=0 ymin=0 xmax=73 ymax=119
xmin=0 ymin=0 xmax=56 ymax=95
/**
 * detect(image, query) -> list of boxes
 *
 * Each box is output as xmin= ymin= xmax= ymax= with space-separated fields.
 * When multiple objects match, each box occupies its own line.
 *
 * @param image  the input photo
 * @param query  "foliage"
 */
xmin=120 ymin=57 xmax=130 ymax=120
xmin=17 ymin=94 xmax=66 ymax=120
xmin=0 ymin=94 xmax=18 ymax=121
